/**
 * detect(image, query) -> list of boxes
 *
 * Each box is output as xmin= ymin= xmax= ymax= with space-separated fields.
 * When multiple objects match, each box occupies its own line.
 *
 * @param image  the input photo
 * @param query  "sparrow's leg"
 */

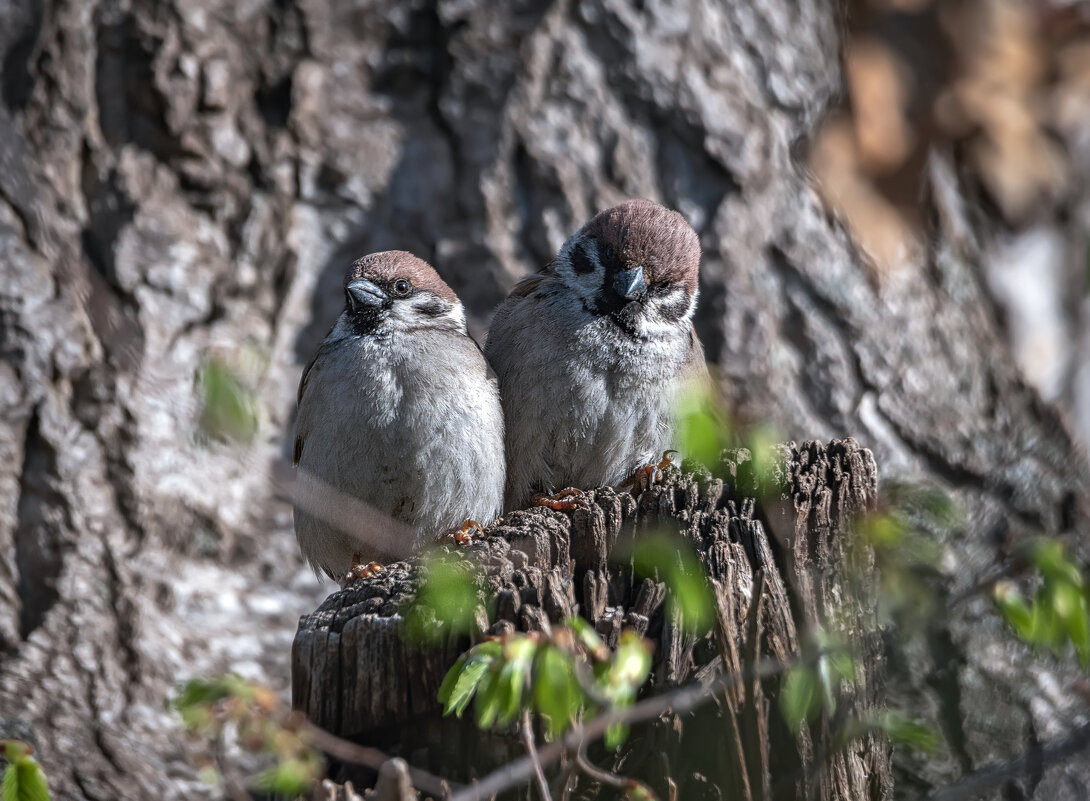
xmin=344 ymin=554 xmax=385 ymax=585
xmin=532 ymin=487 xmax=589 ymax=511
xmin=621 ymin=450 xmax=679 ymax=496
xmin=438 ymin=518 xmax=485 ymax=546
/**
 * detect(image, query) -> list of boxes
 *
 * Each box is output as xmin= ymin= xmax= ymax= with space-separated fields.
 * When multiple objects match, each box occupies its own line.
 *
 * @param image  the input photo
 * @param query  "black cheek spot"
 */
xmin=658 ymin=293 xmax=691 ymax=322
xmin=414 ymin=298 xmax=447 ymax=317
xmin=571 ymin=243 xmax=595 ymax=275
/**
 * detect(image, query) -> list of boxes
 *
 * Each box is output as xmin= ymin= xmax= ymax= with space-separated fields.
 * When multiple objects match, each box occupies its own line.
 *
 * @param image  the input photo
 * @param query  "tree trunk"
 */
xmin=0 ymin=0 xmax=1087 ymax=799
xmin=294 ymin=440 xmax=890 ymax=801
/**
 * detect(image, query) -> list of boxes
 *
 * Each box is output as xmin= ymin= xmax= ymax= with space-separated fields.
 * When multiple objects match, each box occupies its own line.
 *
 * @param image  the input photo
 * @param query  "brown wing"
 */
xmin=293 ymin=337 xmax=332 ymax=466
xmin=510 ymin=273 xmax=547 ymax=298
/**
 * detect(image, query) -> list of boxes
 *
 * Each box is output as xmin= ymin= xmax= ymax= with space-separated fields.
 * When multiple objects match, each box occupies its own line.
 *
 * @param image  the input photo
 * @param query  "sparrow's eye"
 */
xmin=603 ymin=243 xmax=616 ymax=261
xmin=392 ymin=278 xmax=412 ymax=297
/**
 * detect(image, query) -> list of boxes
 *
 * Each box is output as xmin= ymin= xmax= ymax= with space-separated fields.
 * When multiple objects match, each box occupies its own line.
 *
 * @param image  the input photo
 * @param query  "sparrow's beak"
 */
xmin=613 ymin=266 xmax=647 ymax=300
xmin=347 ymin=278 xmax=387 ymax=309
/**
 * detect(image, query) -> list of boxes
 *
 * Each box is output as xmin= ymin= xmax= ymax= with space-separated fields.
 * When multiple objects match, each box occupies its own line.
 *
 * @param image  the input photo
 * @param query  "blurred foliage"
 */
xmin=629 ymin=534 xmax=716 ymax=635
xmin=439 ymin=622 xmax=652 ymax=747
xmin=674 ymin=380 xmax=730 ymax=469
xmin=855 ymin=480 xmax=956 ymax=630
xmin=778 ymin=627 xmax=857 ymax=732
xmin=993 ymin=538 xmax=1090 ymax=668
xmin=197 ymin=356 xmax=260 ymax=444
xmin=403 ymin=552 xmax=483 ymax=642
xmin=172 ymin=675 xmax=323 ymax=798
xmin=1 ymin=741 xmax=50 ymax=801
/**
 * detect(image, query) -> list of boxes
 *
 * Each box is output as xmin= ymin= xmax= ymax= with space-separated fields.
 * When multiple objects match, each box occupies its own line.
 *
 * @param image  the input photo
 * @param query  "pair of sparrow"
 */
xmin=292 ymin=199 xmax=709 ymax=582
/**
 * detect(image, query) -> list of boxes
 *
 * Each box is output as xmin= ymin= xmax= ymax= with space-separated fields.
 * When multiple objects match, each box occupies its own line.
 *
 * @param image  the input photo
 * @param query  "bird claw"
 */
xmin=439 ymin=518 xmax=485 ymax=546
xmin=532 ymin=487 xmax=589 ymax=511
xmin=345 ymin=558 xmax=385 ymax=585
xmin=621 ymin=450 xmax=679 ymax=496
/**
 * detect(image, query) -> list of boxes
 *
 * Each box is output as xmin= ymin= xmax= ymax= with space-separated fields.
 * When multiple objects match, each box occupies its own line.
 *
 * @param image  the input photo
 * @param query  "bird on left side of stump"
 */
xmin=292 ymin=251 xmax=506 ymax=585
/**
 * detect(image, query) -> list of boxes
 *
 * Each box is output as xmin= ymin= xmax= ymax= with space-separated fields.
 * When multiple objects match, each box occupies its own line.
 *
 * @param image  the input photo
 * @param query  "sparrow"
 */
xmin=485 ymin=199 xmax=709 ymax=511
xmin=293 ymin=251 xmax=506 ymax=582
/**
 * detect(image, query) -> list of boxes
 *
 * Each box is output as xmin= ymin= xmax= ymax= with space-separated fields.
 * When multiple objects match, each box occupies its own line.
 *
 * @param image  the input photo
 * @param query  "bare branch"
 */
xmin=521 ymin=709 xmax=553 ymax=801
xmin=299 ymin=718 xmax=455 ymax=799
xmin=449 ymin=652 xmax=796 ymax=801
xmin=929 ymin=720 xmax=1090 ymax=801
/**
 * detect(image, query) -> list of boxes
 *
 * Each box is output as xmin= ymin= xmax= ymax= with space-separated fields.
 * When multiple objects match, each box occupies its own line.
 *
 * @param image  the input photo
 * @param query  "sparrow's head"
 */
xmin=553 ymin=199 xmax=700 ymax=338
xmin=340 ymin=251 xmax=464 ymax=336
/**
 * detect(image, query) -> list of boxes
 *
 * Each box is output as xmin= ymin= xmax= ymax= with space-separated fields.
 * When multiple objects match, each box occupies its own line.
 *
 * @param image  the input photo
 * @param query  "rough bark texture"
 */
xmin=0 ymin=0 xmax=1087 ymax=799
xmin=294 ymin=441 xmax=889 ymax=801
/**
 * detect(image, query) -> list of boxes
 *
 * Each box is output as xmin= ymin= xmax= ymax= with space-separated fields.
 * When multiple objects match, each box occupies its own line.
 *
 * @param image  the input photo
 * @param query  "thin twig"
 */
xmin=553 ymin=755 xmax=577 ymax=801
xmin=929 ymin=720 xmax=1090 ymax=801
xmin=449 ymin=652 xmax=797 ymax=801
xmin=521 ymin=709 xmax=553 ymax=801
xmin=574 ymin=740 xmax=631 ymax=790
xmin=299 ymin=718 xmax=455 ymax=798
xmin=211 ymin=733 xmax=255 ymax=801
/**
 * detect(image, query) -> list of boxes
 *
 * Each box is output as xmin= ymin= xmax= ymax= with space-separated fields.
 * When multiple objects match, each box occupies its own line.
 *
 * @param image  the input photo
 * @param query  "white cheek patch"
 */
xmin=651 ymin=285 xmax=696 ymax=323
xmin=555 ymin=239 xmax=605 ymax=304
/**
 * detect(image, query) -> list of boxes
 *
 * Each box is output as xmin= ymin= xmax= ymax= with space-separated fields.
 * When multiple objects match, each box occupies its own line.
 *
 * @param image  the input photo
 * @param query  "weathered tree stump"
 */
xmin=293 ymin=439 xmax=890 ymax=801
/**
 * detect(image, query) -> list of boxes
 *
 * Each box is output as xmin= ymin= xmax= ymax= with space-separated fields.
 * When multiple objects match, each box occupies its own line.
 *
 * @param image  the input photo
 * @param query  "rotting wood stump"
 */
xmin=293 ymin=439 xmax=891 ymax=801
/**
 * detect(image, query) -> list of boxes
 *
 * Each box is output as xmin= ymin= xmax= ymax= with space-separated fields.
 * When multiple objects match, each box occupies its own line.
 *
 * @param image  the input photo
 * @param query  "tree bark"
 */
xmin=0 ymin=0 xmax=1087 ymax=799
xmin=294 ymin=440 xmax=891 ymax=801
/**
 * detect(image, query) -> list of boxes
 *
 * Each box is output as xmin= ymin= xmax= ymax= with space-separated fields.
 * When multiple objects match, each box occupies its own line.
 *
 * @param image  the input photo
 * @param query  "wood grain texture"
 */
xmin=294 ymin=439 xmax=891 ymax=800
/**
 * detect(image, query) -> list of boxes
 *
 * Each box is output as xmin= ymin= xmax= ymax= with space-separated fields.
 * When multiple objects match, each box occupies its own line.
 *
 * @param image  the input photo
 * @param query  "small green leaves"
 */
xmin=404 ymin=553 xmax=481 ymax=642
xmin=438 ymin=624 xmax=654 ymax=747
xmin=197 ymin=356 xmax=260 ymax=444
xmin=994 ymin=538 xmax=1090 ymax=668
xmin=1 ymin=741 xmax=50 ymax=801
xmin=170 ymin=675 xmax=322 ymax=798
xmin=630 ymin=535 xmax=715 ymax=635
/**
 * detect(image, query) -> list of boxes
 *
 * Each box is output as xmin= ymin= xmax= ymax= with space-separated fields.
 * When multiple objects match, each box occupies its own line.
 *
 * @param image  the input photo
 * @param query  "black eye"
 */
xmin=392 ymin=278 xmax=412 ymax=296
xmin=603 ymin=243 xmax=616 ymax=261
xmin=571 ymin=243 xmax=595 ymax=275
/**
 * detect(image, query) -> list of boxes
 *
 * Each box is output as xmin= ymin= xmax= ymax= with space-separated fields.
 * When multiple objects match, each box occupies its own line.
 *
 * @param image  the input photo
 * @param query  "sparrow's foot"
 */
xmin=532 ymin=487 xmax=589 ymax=511
xmin=621 ymin=450 xmax=679 ymax=496
xmin=345 ymin=556 xmax=385 ymax=585
xmin=439 ymin=518 xmax=485 ymax=546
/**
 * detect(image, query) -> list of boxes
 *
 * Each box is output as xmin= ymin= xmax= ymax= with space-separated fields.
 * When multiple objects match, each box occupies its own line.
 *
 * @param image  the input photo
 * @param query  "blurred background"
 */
xmin=0 ymin=0 xmax=1089 ymax=798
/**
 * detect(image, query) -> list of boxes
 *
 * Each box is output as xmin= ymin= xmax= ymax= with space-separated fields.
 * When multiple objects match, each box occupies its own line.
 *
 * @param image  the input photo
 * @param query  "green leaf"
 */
xmin=779 ymin=666 xmax=818 ymax=733
xmin=474 ymin=668 xmax=503 ymax=729
xmin=441 ymin=644 xmax=500 ymax=717
xmin=406 ymin=554 xmax=480 ymax=641
xmin=197 ymin=358 xmax=259 ymax=444
xmin=743 ymin=424 xmax=783 ymax=495
xmin=994 ymin=582 xmax=1035 ymax=640
xmin=250 ymin=757 xmax=319 ymax=798
xmin=630 ymin=535 xmax=715 ymax=635
xmin=1 ymin=748 xmax=50 ymax=801
xmin=673 ymin=381 xmax=730 ymax=469
xmin=877 ymin=711 xmax=942 ymax=754
xmin=1031 ymin=540 xmax=1083 ymax=587
xmin=568 ymin=617 xmax=609 ymax=661
xmin=533 ymin=646 xmax=585 ymax=740
xmin=437 ymin=655 xmax=469 ymax=708
xmin=625 ymin=781 xmax=659 ymax=801
xmin=604 ymin=718 xmax=631 ymax=750
xmin=608 ymin=632 xmax=653 ymax=698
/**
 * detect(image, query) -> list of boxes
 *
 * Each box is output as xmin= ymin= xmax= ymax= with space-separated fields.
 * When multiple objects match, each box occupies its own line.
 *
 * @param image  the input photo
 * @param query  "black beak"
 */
xmin=347 ymin=278 xmax=386 ymax=310
xmin=613 ymin=266 xmax=647 ymax=300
